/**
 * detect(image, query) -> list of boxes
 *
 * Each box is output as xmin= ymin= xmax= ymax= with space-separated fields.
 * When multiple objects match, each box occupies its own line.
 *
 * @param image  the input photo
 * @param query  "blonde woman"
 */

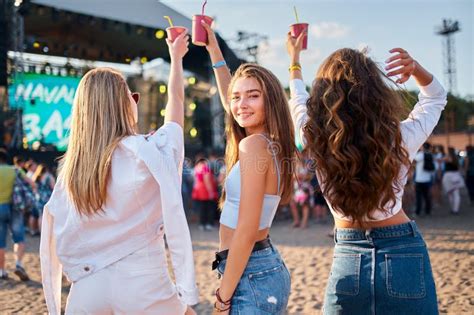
xmin=202 ymin=22 xmax=296 ymax=314
xmin=40 ymin=32 xmax=198 ymax=314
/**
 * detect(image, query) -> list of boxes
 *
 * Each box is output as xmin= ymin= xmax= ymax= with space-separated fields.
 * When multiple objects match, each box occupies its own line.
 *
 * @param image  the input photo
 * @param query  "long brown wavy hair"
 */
xmin=303 ymin=48 xmax=410 ymax=224
xmin=221 ymin=63 xmax=297 ymax=206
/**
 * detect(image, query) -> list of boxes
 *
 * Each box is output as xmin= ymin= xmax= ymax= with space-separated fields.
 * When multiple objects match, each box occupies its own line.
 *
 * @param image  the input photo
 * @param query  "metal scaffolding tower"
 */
xmin=436 ymin=19 xmax=460 ymax=94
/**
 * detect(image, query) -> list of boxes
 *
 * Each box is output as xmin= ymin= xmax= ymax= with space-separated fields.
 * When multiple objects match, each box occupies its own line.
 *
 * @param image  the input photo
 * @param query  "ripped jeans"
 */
xmin=217 ymin=245 xmax=291 ymax=315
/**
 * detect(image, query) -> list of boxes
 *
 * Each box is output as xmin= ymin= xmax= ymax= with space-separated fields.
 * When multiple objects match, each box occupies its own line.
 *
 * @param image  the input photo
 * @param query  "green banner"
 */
xmin=8 ymin=73 xmax=80 ymax=151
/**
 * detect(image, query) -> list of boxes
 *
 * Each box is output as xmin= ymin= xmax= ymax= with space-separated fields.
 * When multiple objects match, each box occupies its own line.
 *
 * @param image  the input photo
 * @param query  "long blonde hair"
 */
xmin=59 ymin=68 xmax=136 ymax=216
xmin=221 ymin=64 xmax=297 ymax=206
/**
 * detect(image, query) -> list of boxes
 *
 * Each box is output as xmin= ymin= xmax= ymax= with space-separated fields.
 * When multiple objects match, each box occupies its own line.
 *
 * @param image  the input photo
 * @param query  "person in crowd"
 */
xmin=310 ymin=172 xmax=328 ymax=224
xmin=0 ymin=149 xmax=30 ymax=281
xmin=432 ymin=144 xmax=445 ymax=206
xmin=31 ymin=164 xmax=56 ymax=231
xmin=414 ymin=142 xmax=436 ymax=217
xmin=192 ymin=153 xmax=218 ymax=231
xmin=291 ymin=159 xmax=312 ymax=228
xmin=40 ymin=31 xmax=198 ymax=314
xmin=203 ymin=21 xmax=296 ymax=314
xmin=287 ymin=30 xmax=446 ymax=313
xmin=24 ymin=159 xmax=41 ymax=236
xmin=442 ymin=147 xmax=465 ymax=214
xmin=464 ymin=145 xmax=474 ymax=205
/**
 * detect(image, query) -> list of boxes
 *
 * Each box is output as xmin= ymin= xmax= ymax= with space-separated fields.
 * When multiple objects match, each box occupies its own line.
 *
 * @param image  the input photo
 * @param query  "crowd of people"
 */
xmin=0 ymin=149 xmax=55 ymax=281
xmin=409 ymin=142 xmax=473 ymax=216
xmin=1 ymin=142 xmax=471 ymax=283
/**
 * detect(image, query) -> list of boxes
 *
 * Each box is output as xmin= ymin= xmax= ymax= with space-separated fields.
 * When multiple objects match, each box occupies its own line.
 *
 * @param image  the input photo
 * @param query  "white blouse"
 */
xmin=288 ymin=77 xmax=447 ymax=221
xmin=40 ymin=122 xmax=199 ymax=314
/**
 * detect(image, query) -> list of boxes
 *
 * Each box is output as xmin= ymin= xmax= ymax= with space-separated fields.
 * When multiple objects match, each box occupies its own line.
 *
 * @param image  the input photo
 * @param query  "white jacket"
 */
xmin=40 ymin=122 xmax=199 ymax=314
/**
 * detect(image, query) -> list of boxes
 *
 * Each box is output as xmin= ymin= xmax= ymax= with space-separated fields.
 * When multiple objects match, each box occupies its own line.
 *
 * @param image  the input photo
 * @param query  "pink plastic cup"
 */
xmin=192 ymin=15 xmax=213 ymax=46
xmin=166 ymin=26 xmax=187 ymax=42
xmin=290 ymin=23 xmax=309 ymax=50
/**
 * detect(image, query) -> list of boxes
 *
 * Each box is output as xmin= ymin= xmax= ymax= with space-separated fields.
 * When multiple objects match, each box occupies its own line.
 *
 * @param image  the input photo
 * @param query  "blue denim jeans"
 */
xmin=323 ymin=221 xmax=438 ymax=315
xmin=217 ymin=245 xmax=291 ymax=314
xmin=0 ymin=203 xmax=25 ymax=248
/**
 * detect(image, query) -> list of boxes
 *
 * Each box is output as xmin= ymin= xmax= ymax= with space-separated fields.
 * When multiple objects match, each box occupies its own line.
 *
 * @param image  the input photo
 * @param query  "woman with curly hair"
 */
xmin=287 ymin=32 xmax=446 ymax=314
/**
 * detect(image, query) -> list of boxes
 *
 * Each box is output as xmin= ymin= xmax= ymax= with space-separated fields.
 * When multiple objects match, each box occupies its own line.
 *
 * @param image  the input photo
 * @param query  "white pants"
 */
xmin=65 ymin=236 xmax=186 ymax=315
xmin=447 ymin=189 xmax=461 ymax=213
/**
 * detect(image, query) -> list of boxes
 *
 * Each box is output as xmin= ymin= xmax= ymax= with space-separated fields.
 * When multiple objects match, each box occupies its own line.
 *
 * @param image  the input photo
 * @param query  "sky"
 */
xmin=161 ymin=0 xmax=473 ymax=98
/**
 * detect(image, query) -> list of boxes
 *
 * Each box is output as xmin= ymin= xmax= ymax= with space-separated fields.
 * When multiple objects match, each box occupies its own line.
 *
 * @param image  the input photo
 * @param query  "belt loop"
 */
xmin=408 ymin=221 xmax=417 ymax=237
xmin=333 ymin=228 xmax=338 ymax=244
xmin=365 ymin=229 xmax=372 ymax=242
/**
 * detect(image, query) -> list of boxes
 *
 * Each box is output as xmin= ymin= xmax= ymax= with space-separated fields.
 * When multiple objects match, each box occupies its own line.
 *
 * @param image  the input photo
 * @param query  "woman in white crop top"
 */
xmin=287 ymin=32 xmax=446 ymax=314
xmin=40 ymin=32 xmax=198 ymax=314
xmin=202 ymin=22 xmax=297 ymax=314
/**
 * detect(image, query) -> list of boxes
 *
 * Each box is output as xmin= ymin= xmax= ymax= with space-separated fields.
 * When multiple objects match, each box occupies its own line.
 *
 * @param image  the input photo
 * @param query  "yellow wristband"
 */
xmin=289 ymin=64 xmax=302 ymax=72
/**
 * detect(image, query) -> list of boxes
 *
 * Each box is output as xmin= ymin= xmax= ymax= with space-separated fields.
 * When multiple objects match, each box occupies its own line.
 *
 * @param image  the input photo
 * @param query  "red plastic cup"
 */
xmin=166 ymin=26 xmax=187 ymax=42
xmin=192 ymin=15 xmax=213 ymax=46
xmin=290 ymin=23 xmax=309 ymax=50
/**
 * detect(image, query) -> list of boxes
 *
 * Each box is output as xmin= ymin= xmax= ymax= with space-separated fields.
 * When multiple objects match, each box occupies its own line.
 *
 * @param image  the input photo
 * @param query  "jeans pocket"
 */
xmin=248 ymin=264 xmax=290 ymax=314
xmin=327 ymin=254 xmax=361 ymax=296
xmin=386 ymin=253 xmax=426 ymax=299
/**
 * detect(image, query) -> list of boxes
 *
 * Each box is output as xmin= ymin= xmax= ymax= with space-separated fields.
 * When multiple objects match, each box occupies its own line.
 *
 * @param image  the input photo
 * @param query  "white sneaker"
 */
xmin=205 ymin=224 xmax=214 ymax=231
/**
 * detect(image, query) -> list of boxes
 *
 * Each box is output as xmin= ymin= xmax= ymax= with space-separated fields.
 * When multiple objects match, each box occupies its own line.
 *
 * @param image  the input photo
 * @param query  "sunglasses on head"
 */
xmin=131 ymin=92 xmax=140 ymax=104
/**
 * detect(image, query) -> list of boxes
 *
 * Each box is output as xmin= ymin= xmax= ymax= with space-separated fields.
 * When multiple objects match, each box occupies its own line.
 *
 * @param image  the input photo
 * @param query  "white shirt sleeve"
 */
xmin=138 ymin=122 xmax=199 ymax=305
xmin=149 ymin=121 xmax=185 ymax=176
xmin=401 ymin=77 xmax=447 ymax=160
xmin=289 ymin=79 xmax=310 ymax=148
xmin=40 ymin=206 xmax=63 ymax=315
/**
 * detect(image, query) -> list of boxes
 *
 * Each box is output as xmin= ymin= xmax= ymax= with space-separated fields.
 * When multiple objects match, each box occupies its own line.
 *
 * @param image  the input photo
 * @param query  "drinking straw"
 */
xmin=202 ymin=0 xmax=208 ymax=16
xmin=293 ymin=6 xmax=299 ymax=23
xmin=164 ymin=16 xmax=173 ymax=27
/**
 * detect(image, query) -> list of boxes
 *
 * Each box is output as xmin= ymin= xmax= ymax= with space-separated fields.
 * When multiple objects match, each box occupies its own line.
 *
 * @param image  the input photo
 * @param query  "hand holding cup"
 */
xmin=166 ymin=30 xmax=190 ymax=61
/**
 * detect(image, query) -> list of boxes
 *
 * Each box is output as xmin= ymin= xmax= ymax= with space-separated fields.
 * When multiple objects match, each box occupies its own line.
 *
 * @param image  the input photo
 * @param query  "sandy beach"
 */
xmin=1 ymin=202 xmax=473 ymax=314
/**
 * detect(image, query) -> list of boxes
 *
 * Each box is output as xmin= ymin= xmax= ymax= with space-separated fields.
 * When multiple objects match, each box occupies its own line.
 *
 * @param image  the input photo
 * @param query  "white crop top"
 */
xmin=220 ymin=134 xmax=281 ymax=230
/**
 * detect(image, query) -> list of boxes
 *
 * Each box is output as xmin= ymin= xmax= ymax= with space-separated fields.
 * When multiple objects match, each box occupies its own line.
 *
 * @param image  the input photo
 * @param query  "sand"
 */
xmin=1 ymin=203 xmax=473 ymax=314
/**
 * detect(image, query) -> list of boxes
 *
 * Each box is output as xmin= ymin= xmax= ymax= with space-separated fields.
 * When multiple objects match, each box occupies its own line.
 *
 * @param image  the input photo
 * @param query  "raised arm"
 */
xmin=202 ymin=21 xmax=233 ymax=114
xmin=164 ymin=31 xmax=190 ymax=128
xmin=386 ymin=48 xmax=447 ymax=158
xmin=286 ymin=31 xmax=310 ymax=147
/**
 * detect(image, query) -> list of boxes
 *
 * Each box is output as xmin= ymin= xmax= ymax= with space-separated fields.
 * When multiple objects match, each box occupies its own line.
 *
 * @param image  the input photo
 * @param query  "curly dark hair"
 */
xmin=303 ymin=48 xmax=411 ymax=224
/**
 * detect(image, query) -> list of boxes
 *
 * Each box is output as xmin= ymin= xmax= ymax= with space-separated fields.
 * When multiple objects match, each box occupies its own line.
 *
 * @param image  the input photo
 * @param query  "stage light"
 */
xmin=32 ymin=141 xmax=41 ymax=150
xmin=22 ymin=137 xmax=28 ymax=149
xmin=155 ymin=30 xmax=165 ymax=39
xmin=159 ymin=84 xmax=167 ymax=94
xmin=33 ymin=41 xmax=40 ymax=48
xmin=125 ymin=57 xmax=131 ymax=63
xmin=14 ymin=0 xmax=22 ymax=7
xmin=42 ymin=46 xmax=49 ymax=53
xmin=189 ymin=103 xmax=196 ymax=111
xmin=140 ymin=56 xmax=148 ymax=64
xmin=190 ymin=128 xmax=198 ymax=138
xmin=188 ymin=77 xmax=196 ymax=85
xmin=160 ymin=109 xmax=166 ymax=117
